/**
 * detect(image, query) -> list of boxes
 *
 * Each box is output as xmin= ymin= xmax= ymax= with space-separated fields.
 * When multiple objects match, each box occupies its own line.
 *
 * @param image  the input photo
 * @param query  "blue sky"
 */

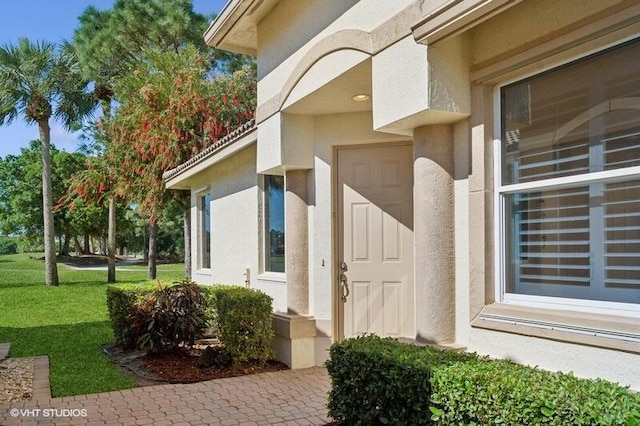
xmin=0 ymin=0 xmax=228 ymax=158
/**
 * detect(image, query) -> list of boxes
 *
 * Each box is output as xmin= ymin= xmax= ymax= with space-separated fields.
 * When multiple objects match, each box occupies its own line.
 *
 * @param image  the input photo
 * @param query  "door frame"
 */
xmin=331 ymin=141 xmax=413 ymax=341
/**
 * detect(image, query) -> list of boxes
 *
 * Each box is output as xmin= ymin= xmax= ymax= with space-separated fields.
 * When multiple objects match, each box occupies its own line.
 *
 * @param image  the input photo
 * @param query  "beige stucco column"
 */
xmin=413 ymin=124 xmax=456 ymax=344
xmin=273 ymin=169 xmax=315 ymax=369
xmin=285 ymin=169 xmax=309 ymax=315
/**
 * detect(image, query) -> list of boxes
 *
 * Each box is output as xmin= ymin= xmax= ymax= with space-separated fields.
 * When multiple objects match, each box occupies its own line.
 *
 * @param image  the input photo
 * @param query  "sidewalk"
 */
xmin=0 ymin=367 xmax=333 ymax=425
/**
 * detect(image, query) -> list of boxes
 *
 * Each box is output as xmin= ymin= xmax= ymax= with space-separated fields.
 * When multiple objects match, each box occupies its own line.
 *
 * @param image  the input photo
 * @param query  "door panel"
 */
xmin=352 ymin=203 xmax=371 ymax=261
xmin=338 ymin=144 xmax=414 ymax=339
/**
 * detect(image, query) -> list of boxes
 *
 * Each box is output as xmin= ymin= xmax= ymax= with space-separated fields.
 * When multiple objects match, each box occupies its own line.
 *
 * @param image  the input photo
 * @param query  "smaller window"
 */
xmin=264 ymin=175 xmax=285 ymax=273
xmin=200 ymin=193 xmax=212 ymax=269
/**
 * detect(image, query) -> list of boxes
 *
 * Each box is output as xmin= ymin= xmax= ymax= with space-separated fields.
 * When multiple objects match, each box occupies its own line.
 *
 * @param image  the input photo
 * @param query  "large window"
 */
xmin=264 ymin=175 xmax=285 ymax=273
xmin=200 ymin=193 xmax=212 ymax=269
xmin=499 ymin=39 xmax=640 ymax=311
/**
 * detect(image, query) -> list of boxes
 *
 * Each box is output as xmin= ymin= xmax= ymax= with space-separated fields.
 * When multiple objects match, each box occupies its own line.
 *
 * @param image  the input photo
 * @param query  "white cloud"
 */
xmin=50 ymin=125 xmax=83 ymax=152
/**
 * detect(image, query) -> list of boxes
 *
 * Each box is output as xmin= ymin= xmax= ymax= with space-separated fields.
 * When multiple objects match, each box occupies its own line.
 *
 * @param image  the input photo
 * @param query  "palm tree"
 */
xmin=0 ymin=38 xmax=94 ymax=286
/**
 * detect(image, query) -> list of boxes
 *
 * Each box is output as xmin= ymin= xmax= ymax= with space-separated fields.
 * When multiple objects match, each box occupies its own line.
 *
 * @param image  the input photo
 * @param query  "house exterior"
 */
xmin=164 ymin=0 xmax=640 ymax=389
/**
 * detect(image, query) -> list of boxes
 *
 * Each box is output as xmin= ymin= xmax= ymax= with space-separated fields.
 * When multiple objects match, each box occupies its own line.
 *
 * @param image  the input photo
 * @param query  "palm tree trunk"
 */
xmin=39 ymin=120 xmax=59 ymax=286
xmin=107 ymin=197 xmax=116 ymax=282
xmin=148 ymin=220 xmax=158 ymax=279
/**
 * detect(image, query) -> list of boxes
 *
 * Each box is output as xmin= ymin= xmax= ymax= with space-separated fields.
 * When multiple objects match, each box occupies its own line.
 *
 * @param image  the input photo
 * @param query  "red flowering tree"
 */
xmin=57 ymin=156 xmax=118 ymax=255
xmin=72 ymin=0 xmax=254 ymax=283
xmin=107 ymin=45 xmax=256 ymax=278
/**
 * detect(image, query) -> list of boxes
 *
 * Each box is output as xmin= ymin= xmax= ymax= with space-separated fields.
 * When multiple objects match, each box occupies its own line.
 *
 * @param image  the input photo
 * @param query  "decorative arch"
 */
xmin=258 ymin=29 xmax=374 ymax=122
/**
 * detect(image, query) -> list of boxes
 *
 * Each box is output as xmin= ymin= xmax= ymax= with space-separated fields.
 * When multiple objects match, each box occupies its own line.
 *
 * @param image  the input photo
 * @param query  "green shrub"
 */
xmin=107 ymin=282 xmax=274 ymax=362
xmin=326 ymin=335 xmax=472 ymax=425
xmin=203 ymin=285 xmax=274 ymax=364
xmin=326 ymin=335 xmax=640 ymax=425
xmin=106 ymin=283 xmax=158 ymax=348
xmin=0 ymin=236 xmax=18 ymax=255
xmin=16 ymin=235 xmax=44 ymax=253
xmin=430 ymin=357 xmax=640 ymax=425
xmin=134 ymin=280 xmax=207 ymax=353
xmin=200 ymin=286 xmax=220 ymax=333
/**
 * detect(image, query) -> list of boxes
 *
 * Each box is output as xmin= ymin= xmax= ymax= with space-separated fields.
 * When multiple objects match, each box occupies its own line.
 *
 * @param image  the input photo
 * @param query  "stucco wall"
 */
xmin=453 ymin=119 xmax=471 ymax=344
xmin=257 ymin=0 xmax=359 ymax=79
xmin=188 ymin=143 xmax=289 ymax=312
xmin=469 ymin=328 xmax=640 ymax=390
xmin=470 ymin=0 xmax=626 ymax=67
xmin=209 ymin=145 xmax=258 ymax=285
xmin=372 ymin=33 xmax=470 ymax=135
xmin=191 ymin=144 xmax=259 ymax=288
xmin=256 ymin=113 xmax=316 ymax=174
xmin=257 ymin=0 xmax=414 ymax=103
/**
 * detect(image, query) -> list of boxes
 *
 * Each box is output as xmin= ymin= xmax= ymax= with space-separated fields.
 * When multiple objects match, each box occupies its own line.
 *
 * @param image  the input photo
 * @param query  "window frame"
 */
xmin=261 ymin=174 xmax=286 ymax=275
xmin=197 ymin=191 xmax=212 ymax=271
xmin=493 ymin=38 xmax=640 ymax=318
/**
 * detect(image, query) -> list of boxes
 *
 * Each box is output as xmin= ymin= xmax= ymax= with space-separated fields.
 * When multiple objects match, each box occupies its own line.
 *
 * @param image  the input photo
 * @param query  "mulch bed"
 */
xmin=145 ymin=351 xmax=287 ymax=383
xmin=103 ymin=343 xmax=288 ymax=386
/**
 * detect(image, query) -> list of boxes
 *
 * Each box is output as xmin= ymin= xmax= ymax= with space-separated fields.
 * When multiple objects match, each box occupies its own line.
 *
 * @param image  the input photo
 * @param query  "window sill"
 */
xmin=257 ymin=272 xmax=286 ymax=284
xmin=472 ymin=303 xmax=640 ymax=355
xmin=194 ymin=268 xmax=212 ymax=275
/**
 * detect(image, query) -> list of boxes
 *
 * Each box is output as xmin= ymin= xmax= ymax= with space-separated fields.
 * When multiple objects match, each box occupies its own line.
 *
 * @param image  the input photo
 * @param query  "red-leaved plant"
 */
xmin=133 ymin=279 xmax=207 ymax=353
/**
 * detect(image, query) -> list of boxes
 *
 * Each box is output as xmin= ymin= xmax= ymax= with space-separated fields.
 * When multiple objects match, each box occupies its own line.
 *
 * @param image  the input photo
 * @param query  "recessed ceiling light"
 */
xmin=352 ymin=94 xmax=370 ymax=101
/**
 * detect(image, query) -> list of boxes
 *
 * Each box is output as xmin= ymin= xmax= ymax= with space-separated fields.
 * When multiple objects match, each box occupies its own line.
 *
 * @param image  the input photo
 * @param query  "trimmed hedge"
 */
xmin=107 ymin=282 xmax=274 ymax=363
xmin=326 ymin=335 xmax=472 ymax=425
xmin=106 ymin=283 xmax=158 ymax=349
xmin=430 ymin=357 xmax=640 ymax=425
xmin=201 ymin=285 xmax=274 ymax=364
xmin=326 ymin=335 xmax=640 ymax=425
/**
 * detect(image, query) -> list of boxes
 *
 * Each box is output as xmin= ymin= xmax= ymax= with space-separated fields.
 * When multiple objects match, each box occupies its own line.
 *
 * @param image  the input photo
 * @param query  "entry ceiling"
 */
xmin=282 ymin=59 xmax=372 ymax=116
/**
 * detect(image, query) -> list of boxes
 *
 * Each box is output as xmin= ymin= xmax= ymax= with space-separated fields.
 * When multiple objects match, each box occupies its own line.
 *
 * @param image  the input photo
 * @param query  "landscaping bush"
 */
xmin=430 ymin=357 xmax=640 ymax=425
xmin=326 ymin=335 xmax=472 ymax=425
xmin=133 ymin=280 xmax=207 ymax=353
xmin=0 ymin=236 xmax=18 ymax=255
xmin=107 ymin=282 xmax=274 ymax=362
xmin=203 ymin=285 xmax=274 ymax=364
xmin=16 ymin=235 xmax=44 ymax=253
xmin=106 ymin=283 xmax=158 ymax=348
xmin=326 ymin=335 xmax=640 ymax=425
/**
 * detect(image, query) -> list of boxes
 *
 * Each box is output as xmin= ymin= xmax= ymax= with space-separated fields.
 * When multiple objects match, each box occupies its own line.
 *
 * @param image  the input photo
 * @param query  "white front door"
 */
xmin=337 ymin=144 xmax=414 ymax=339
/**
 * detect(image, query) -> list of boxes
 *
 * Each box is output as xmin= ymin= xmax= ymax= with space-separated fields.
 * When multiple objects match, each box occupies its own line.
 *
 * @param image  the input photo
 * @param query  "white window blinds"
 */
xmin=501 ymin=39 xmax=640 ymax=305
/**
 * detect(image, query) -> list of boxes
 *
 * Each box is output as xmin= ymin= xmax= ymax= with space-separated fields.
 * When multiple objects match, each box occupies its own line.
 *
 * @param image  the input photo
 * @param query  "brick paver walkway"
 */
xmin=0 ymin=367 xmax=332 ymax=426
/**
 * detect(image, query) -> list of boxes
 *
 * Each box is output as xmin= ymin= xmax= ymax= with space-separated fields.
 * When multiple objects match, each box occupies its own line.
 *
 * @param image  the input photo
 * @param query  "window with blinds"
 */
xmin=500 ymin=39 xmax=640 ymax=306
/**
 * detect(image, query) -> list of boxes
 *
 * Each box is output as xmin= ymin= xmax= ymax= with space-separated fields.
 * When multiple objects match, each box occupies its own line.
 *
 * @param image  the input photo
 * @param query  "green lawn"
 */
xmin=0 ymin=253 xmax=184 ymax=397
